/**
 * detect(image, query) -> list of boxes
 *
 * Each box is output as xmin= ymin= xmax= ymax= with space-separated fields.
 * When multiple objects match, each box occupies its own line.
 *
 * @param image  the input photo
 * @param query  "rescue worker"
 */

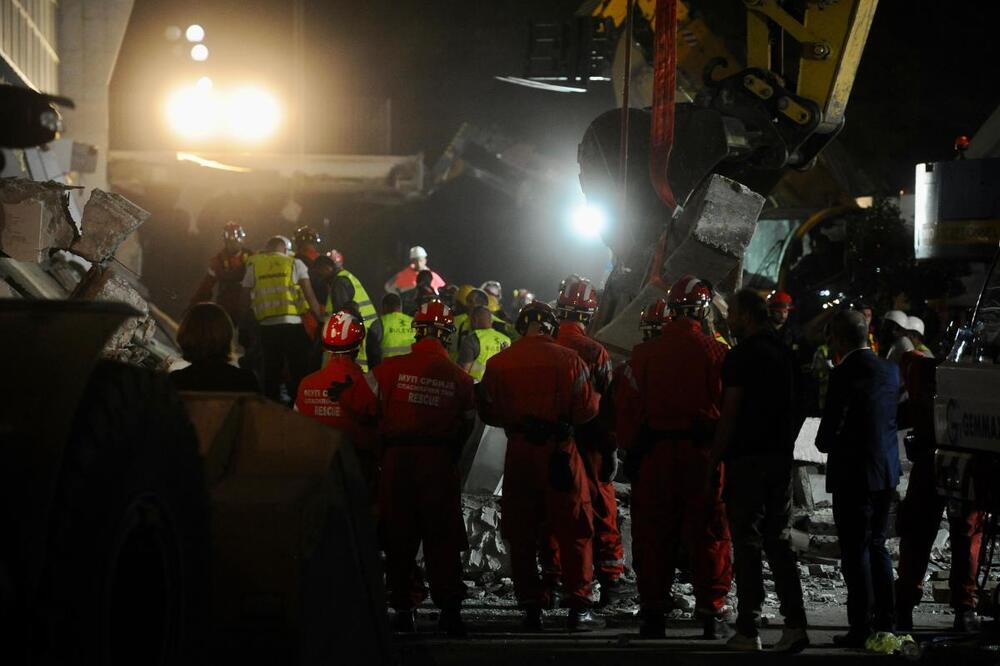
xmin=384 ymin=245 xmax=446 ymax=308
xmin=554 ymin=277 xmax=624 ymax=605
xmin=294 ymin=226 xmax=324 ymax=342
xmin=511 ymin=288 xmax=535 ymax=318
xmin=906 ymin=316 xmax=933 ymax=356
xmin=452 ymin=288 xmax=490 ymax=359
xmin=242 ymin=235 xmax=323 ymax=403
xmin=477 ymin=302 xmax=602 ymax=632
xmin=767 ymin=291 xmax=793 ymax=331
xmin=414 ymin=269 xmax=439 ymax=310
xmin=640 ymin=298 xmax=668 ymax=341
xmin=617 ymin=275 xmax=733 ymax=639
xmin=881 ymin=310 xmax=914 ymax=363
xmin=380 ymin=293 xmax=416 ymax=359
xmin=325 ymin=249 xmax=380 ymax=371
xmin=373 ymin=300 xmax=475 ymax=637
xmin=190 ymin=221 xmax=253 ymax=324
xmin=457 ymin=305 xmax=510 ymax=381
xmin=895 ymin=350 xmax=982 ymax=632
xmin=295 ymin=311 xmax=378 ymax=491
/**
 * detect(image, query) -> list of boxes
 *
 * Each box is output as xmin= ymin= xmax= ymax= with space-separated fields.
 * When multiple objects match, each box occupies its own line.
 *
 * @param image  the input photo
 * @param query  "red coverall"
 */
xmin=555 ymin=322 xmax=624 ymax=583
xmin=190 ymin=248 xmax=252 ymax=323
xmin=373 ymin=337 xmax=475 ymax=611
xmin=618 ymin=317 xmax=733 ymax=615
xmin=295 ymin=354 xmax=379 ymax=490
xmin=896 ymin=350 xmax=984 ymax=611
xmin=478 ymin=334 xmax=599 ymax=610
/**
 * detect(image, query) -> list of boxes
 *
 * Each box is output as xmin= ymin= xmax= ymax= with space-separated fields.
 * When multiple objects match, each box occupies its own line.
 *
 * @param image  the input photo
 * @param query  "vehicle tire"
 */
xmin=36 ymin=361 xmax=209 ymax=666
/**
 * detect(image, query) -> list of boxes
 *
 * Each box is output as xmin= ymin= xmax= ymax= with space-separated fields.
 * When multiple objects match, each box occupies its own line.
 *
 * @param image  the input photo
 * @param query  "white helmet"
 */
xmin=883 ymin=310 xmax=908 ymax=329
xmin=906 ymin=315 xmax=925 ymax=336
xmin=409 ymin=245 xmax=428 ymax=260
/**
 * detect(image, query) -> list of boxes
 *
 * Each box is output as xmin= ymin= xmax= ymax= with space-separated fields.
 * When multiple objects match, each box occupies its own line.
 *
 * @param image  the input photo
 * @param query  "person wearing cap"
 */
xmin=881 ymin=310 xmax=915 ymax=364
xmin=295 ymin=310 xmax=379 ymax=492
xmin=905 ymin=316 xmax=933 ymax=357
xmin=767 ymin=291 xmax=794 ymax=331
xmin=384 ymin=246 xmax=446 ymax=304
xmin=242 ymin=235 xmax=324 ymax=403
xmin=458 ymin=305 xmax=511 ymax=381
xmin=323 ymin=249 xmax=381 ymax=371
xmin=190 ymin=222 xmax=253 ymax=325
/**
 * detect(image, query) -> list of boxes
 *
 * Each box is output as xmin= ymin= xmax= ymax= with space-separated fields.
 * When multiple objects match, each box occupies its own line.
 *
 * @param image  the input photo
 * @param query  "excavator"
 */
xmin=505 ymin=0 xmax=878 ymax=352
xmin=0 ymin=2 xmax=880 ymax=663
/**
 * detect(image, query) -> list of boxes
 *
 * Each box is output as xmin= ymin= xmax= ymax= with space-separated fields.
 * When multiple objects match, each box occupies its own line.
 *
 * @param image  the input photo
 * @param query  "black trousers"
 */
xmin=258 ymin=322 xmax=311 ymax=403
xmin=725 ymin=456 xmax=807 ymax=637
xmin=833 ymin=489 xmax=895 ymax=634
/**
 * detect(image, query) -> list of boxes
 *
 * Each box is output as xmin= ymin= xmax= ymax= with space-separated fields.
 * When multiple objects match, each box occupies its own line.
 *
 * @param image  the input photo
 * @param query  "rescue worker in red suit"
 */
xmin=552 ymin=276 xmax=624 ymax=605
xmin=294 ymin=311 xmax=379 ymax=494
xmin=190 ymin=221 xmax=252 ymax=324
xmin=372 ymin=300 xmax=475 ymax=637
xmin=895 ymin=349 xmax=984 ymax=632
xmin=616 ymin=276 xmax=733 ymax=639
xmin=477 ymin=302 xmax=603 ymax=632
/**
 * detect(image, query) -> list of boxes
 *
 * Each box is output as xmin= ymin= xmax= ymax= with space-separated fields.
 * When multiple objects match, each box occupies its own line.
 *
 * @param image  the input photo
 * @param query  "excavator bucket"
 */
xmin=181 ymin=393 xmax=391 ymax=665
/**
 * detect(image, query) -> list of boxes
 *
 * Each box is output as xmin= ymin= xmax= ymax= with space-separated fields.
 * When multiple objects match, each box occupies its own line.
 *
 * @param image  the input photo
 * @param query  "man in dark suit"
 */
xmin=816 ymin=309 xmax=902 ymax=647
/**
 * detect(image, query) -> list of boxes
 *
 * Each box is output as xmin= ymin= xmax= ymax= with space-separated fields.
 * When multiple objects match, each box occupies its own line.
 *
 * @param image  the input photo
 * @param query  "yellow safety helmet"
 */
xmin=455 ymin=284 xmax=475 ymax=308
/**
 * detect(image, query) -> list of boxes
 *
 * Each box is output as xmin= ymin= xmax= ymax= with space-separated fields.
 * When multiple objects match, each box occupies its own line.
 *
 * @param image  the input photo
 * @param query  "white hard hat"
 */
xmin=883 ymin=310 xmax=909 ymax=329
xmin=906 ymin=315 xmax=925 ymax=336
xmin=409 ymin=246 xmax=428 ymax=260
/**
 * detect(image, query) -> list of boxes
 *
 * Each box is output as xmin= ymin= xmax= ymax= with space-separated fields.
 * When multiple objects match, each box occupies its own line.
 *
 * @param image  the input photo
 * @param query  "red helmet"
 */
xmin=768 ymin=290 xmax=793 ymax=310
xmin=223 ymin=221 xmax=246 ymax=242
xmin=327 ymin=249 xmax=344 ymax=271
xmin=516 ymin=301 xmax=559 ymax=337
xmin=322 ymin=311 xmax=365 ymax=354
xmin=294 ymin=225 xmax=320 ymax=247
xmin=666 ymin=275 xmax=713 ymax=319
xmin=413 ymin=299 xmax=456 ymax=342
xmin=557 ymin=276 xmax=598 ymax=323
xmin=640 ymin=298 xmax=668 ymax=340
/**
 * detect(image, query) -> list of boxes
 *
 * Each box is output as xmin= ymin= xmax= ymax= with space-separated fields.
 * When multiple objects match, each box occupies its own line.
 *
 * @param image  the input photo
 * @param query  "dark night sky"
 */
xmin=112 ymin=0 xmax=999 ymax=190
xmin=111 ymin=1 xmax=999 ymax=311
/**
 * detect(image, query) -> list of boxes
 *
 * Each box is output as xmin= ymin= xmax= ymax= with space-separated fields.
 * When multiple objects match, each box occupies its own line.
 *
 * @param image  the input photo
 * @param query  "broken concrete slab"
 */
xmin=0 ymin=178 xmax=80 ymax=260
xmin=69 ymin=188 xmax=149 ymax=264
xmin=73 ymin=266 xmax=155 ymax=363
xmin=659 ymin=173 xmax=764 ymax=284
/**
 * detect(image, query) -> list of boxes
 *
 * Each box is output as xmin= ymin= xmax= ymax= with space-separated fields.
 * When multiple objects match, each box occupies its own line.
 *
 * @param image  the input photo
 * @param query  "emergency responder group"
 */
xmin=186 ymin=221 xmax=978 ymax=648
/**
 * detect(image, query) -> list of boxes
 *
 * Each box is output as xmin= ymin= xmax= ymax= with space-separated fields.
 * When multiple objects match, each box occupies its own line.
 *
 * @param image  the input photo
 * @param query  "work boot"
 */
xmin=772 ymin=627 xmax=810 ymax=653
xmin=438 ymin=608 xmax=468 ymax=638
xmin=596 ymin=577 xmax=623 ymax=607
xmin=954 ymin=609 xmax=981 ymax=633
xmin=567 ymin=608 xmax=606 ymax=632
xmin=726 ymin=631 xmax=762 ymax=651
xmin=391 ymin=610 xmax=417 ymax=633
xmin=896 ymin=606 xmax=914 ymax=632
xmin=522 ymin=606 xmax=544 ymax=632
xmin=638 ymin=609 xmax=666 ymax=639
xmin=703 ymin=614 xmax=732 ymax=640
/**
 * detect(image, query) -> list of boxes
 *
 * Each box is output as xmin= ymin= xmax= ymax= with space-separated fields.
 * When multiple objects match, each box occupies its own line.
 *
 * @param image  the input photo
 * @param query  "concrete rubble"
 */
xmin=0 ymin=178 xmax=165 ymax=365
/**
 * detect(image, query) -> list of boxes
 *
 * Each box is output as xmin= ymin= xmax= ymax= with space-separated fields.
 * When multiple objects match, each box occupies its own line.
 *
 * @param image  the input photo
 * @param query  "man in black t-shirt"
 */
xmin=711 ymin=290 xmax=809 ymax=653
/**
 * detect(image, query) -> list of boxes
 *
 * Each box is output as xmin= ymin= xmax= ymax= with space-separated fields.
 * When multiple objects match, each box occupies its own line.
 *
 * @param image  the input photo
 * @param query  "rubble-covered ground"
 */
xmin=397 ymin=473 xmax=1000 ymax=664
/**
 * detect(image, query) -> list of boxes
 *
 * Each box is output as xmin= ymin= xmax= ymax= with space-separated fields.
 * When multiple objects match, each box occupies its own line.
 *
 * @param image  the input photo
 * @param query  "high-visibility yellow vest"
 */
xmin=247 ymin=253 xmax=302 ymax=322
xmin=381 ymin=311 xmax=415 ymax=358
xmin=469 ymin=328 xmax=511 ymax=381
xmin=324 ymin=268 xmax=378 ymax=371
xmin=452 ymin=311 xmax=513 ymax=359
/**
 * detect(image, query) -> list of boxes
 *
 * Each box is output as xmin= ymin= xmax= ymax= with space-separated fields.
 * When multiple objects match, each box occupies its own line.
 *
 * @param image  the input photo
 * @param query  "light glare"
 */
xmin=165 ymin=83 xmax=281 ymax=143
xmin=190 ymin=44 xmax=209 ymax=61
xmin=185 ymin=24 xmax=205 ymax=42
xmin=228 ymin=87 xmax=282 ymax=141
xmin=571 ymin=204 xmax=606 ymax=240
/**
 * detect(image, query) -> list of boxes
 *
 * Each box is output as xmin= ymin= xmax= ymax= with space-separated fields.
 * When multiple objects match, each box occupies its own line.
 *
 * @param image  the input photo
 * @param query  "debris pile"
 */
xmin=461 ymin=494 xmax=511 ymax=576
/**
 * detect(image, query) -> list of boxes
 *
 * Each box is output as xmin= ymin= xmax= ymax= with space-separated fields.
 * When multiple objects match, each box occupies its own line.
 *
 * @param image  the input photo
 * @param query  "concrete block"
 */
xmin=70 ymin=189 xmax=149 ymax=264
